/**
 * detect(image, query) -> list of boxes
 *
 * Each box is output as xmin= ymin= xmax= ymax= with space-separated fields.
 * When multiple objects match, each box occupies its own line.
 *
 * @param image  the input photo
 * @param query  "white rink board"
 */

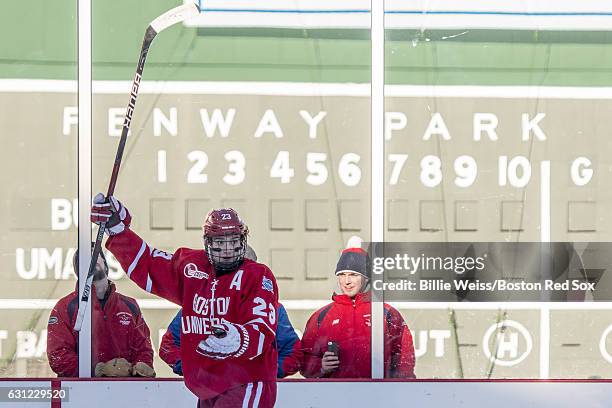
xmin=1 ymin=380 xmax=610 ymax=407
xmin=279 ymin=382 xmax=612 ymax=408
xmin=60 ymin=380 xmax=197 ymax=407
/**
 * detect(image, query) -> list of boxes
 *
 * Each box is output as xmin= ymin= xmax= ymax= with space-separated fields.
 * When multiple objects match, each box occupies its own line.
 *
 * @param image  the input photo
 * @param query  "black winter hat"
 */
xmin=73 ymin=242 xmax=109 ymax=276
xmin=335 ymin=248 xmax=371 ymax=280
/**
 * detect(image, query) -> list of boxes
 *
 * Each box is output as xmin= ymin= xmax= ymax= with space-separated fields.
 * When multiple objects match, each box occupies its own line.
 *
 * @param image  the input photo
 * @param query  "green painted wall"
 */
xmin=2 ymin=1 xmax=612 ymax=85
xmin=0 ymin=0 xmax=76 ymax=79
xmin=386 ymin=30 xmax=612 ymax=86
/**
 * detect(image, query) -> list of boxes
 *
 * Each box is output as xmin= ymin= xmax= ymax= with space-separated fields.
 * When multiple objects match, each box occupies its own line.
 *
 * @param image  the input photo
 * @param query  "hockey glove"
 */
xmin=94 ymin=358 xmax=132 ymax=377
xmin=132 ymin=361 xmax=156 ymax=377
xmin=91 ymin=193 xmax=131 ymax=236
xmin=196 ymin=321 xmax=249 ymax=360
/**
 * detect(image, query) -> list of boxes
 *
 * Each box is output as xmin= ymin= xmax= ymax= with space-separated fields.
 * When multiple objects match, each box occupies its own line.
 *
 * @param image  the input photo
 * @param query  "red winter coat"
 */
xmin=46 ymin=282 xmax=154 ymax=377
xmin=301 ymin=292 xmax=416 ymax=378
xmin=106 ymin=228 xmax=279 ymax=401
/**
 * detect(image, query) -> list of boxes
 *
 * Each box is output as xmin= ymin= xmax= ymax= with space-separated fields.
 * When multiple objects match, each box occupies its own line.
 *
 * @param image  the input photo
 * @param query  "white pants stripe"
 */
xmin=252 ymin=382 xmax=263 ymax=408
xmin=242 ymin=383 xmax=253 ymax=408
xmin=242 ymin=382 xmax=262 ymax=408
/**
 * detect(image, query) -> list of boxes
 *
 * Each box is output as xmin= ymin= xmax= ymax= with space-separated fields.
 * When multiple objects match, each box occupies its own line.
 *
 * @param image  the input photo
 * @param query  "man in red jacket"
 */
xmin=91 ymin=195 xmax=279 ymax=408
xmin=301 ymin=248 xmax=416 ymax=379
xmin=47 ymin=245 xmax=155 ymax=377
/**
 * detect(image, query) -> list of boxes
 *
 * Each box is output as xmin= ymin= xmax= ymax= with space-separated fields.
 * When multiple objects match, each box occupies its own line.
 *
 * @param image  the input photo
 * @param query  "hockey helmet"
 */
xmin=203 ymin=208 xmax=249 ymax=273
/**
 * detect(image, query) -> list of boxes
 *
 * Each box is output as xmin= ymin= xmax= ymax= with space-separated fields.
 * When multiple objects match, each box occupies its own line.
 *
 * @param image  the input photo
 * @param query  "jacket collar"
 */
xmin=332 ymin=291 xmax=371 ymax=305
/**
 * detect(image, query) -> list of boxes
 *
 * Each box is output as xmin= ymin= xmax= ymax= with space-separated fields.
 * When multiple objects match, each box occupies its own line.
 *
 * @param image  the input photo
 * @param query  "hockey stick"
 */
xmin=448 ymin=308 xmax=464 ymax=378
xmin=74 ymin=3 xmax=199 ymax=331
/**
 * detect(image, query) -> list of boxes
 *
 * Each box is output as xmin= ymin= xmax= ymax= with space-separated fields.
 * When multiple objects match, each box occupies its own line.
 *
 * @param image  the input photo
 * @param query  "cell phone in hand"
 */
xmin=327 ymin=341 xmax=339 ymax=356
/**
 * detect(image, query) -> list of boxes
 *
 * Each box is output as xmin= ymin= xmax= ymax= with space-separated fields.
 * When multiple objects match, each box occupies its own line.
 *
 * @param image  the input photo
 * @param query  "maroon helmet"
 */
xmin=203 ymin=208 xmax=249 ymax=273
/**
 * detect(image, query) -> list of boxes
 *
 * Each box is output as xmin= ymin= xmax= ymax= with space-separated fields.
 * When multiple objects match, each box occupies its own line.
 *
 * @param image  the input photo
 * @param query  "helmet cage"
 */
xmin=205 ymin=234 xmax=247 ymax=273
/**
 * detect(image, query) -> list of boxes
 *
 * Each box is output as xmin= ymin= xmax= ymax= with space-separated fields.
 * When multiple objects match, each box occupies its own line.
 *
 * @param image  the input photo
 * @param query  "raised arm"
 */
xmin=91 ymin=194 xmax=184 ymax=304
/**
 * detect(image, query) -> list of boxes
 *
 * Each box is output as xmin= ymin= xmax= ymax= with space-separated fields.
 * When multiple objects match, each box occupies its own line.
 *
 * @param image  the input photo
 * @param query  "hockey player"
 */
xmin=47 ymin=244 xmax=155 ymax=377
xmin=160 ymin=245 xmax=301 ymax=379
xmin=300 ymin=248 xmax=416 ymax=378
xmin=91 ymin=195 xmax=279 ymax=407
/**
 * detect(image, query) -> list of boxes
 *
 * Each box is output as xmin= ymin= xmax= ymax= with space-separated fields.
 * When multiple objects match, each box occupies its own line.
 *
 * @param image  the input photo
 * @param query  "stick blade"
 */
xmin=73 ymin=300 xmax=88 ymax=331
xmin=150 ymin=3 xmax=199 ymax=34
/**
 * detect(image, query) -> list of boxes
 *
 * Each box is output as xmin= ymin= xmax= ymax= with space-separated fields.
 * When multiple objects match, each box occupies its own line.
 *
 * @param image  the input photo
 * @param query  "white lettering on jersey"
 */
xmin=217 ymin=297 xmax=229 ymax=315
xmin=251 ymin=298 xmax=276 ymax=326
xmin=253 ymin=297 xmax=267 ymax=317
xmin=230 ymin=270 xmax=243 ymax=291
xmin=192 ymin=293 xmax=230 ymax=317
xmin=193 ymin=294 xmax=209 ymax=315
xmin=181 ymin=315 xmax=221 ymax=335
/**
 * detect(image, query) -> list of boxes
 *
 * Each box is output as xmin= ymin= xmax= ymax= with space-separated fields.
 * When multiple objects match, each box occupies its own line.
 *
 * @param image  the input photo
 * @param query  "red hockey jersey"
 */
xmin=106 ymin=229 xmax=279 ymax=400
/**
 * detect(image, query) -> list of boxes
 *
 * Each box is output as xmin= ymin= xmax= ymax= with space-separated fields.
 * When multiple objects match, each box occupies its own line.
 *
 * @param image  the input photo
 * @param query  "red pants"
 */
xmin=197 ymin=381 xmax=276 ymax=408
